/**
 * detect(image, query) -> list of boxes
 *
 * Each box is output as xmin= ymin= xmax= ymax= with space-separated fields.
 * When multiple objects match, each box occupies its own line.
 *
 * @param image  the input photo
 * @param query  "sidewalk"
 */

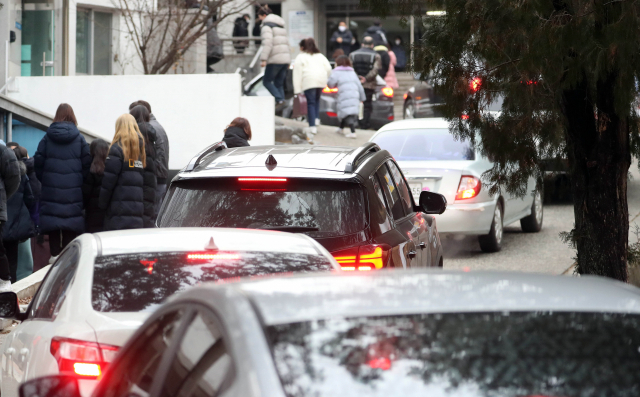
xmin=275 ymin=117 xmax=376 ymax=148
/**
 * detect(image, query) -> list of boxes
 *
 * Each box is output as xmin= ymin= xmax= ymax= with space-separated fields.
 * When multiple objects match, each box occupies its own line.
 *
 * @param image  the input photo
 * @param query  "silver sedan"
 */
xmin=370 ymin=118 xmax=543 ymax=252
xmin=16 ymin=270 xmax=640 ymax=397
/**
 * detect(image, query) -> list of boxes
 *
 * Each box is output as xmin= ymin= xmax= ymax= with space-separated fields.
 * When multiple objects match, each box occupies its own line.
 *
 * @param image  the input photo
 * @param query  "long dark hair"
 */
xmin=299 ymin=38 xmax=320 ymax=54
xmin=130 ymin=105 xmax=155 ymax=156
xmin=53 ymin=103 xmax=78 ymax=125
xmin=90 ymin=139 xmax=109 ymax=175
xmin=226 ymin=117 xmax=252 ymax=140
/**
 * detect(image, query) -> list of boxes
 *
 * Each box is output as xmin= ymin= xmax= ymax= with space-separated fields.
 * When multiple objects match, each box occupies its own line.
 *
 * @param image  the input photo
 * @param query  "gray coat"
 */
xmin=327 ymin=66 xmax=366 ymax=120
xmin=149 ymin=115 xmax=169 ymax=184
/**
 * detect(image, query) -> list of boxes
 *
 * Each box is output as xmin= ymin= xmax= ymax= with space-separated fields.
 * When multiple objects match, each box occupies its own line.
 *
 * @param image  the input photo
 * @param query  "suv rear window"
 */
xmin=92 ymin=251 xmax=335 ymax=312
xmin=372 ymin=128 xmax=474 ymax=161
xmin=158 ymin=179 xmax=368 ymax=238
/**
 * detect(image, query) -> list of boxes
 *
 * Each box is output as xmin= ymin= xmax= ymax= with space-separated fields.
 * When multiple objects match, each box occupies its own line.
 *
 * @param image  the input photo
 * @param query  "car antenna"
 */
xmin=265 ymin=154 xmax=277 ymax=171
xmin=205 ymin=237 xmax=219 ymax=251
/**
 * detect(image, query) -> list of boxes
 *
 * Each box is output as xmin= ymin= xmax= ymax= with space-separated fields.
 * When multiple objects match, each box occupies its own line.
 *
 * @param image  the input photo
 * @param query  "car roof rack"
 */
xmin=344 ymin=142 xmax=381 ymax=173
xmin=184 ymin=141 xmax=227 ymax=172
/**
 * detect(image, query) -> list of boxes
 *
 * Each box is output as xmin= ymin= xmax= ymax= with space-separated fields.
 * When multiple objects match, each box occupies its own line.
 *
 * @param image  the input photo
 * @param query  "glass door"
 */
xmin=21 ymin=9 xmax=55 ymax=76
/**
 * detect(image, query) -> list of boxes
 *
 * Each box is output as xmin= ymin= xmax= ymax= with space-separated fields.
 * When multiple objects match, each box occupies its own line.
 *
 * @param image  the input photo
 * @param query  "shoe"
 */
xmin=335 ymin=128 xmax=345 ymax=135
xmin=309 ymin=126 xmax=317 ymax=135
xmin=346 ymin=132 xmax=357 ymax=139
xmin=0 ymin=279 xmax=11 ymax=292
xmin=48 ymin=255 xmax=59 ymax=265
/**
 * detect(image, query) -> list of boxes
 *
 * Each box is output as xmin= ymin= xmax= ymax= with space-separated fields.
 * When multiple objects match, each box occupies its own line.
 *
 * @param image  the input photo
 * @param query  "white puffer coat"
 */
xmin=292 ymin=52 xmax=332 ymax=94
xmin=260 ymin=14 xmax=291 ymax=65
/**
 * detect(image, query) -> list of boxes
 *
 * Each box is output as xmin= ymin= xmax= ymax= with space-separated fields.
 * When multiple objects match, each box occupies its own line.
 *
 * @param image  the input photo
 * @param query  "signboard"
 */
xmin=288 ymin=10 xmax=314 ymax=56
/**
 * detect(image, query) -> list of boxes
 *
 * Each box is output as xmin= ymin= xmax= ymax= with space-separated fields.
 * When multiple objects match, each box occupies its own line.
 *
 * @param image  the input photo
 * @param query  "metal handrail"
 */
xmin=344 ymin=142 xmax=381 ymax=173
xmin=184 ymin=141 xmax=227 ymax=171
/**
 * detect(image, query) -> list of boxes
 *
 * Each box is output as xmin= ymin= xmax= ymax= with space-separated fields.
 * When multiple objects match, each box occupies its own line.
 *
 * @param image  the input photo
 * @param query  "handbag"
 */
xmin=292 ymin=94 xmax=308 ymax=119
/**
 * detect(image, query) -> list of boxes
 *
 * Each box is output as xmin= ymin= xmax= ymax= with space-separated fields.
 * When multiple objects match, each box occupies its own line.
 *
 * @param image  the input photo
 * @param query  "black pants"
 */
xmin=340 ymin=115 xmax=358 ymax=133
xmin=0 ymin=226 xmax=9 ymax=282
xmin=360 ymin=88 xmax=375 ymax=129
xmin=4 ymin=241 xmax=19 ymax=283
xmin=49 ymin=230 xmax=78 ymax=257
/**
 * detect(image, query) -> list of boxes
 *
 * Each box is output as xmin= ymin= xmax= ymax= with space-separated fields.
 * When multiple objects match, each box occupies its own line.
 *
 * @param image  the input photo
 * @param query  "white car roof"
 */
xmin=94 ymin=228 xmax=326 ymax=257
xmin=376 ymin=118 xmax=450 ymax=134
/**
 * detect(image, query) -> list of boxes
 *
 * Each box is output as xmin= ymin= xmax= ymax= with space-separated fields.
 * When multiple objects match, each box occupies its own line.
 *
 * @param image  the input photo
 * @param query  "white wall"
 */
xmin=7 ymin=73 xmax=274 ymax=169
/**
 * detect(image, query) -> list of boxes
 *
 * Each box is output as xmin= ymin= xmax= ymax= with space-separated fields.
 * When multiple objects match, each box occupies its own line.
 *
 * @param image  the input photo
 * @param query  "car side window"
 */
xmin=376 ymin=164 xmax=405 ymax=220
xmin=387 ymin=160 xmax=414 ymax=215
xmin=29 ymin=245 xmax=80 ymax=320
xmin=370 ymin=175 xmax=393 ymax=233
xmin=101 ymin=309 xmax=187 ymax=397
xmin=161 ymin=310 xmax=233 ymax=397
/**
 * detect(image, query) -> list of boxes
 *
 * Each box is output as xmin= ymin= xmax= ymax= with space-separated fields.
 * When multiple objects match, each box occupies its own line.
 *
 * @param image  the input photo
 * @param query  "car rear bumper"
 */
xmin=434 ymin=200 xmax=496 ymax=235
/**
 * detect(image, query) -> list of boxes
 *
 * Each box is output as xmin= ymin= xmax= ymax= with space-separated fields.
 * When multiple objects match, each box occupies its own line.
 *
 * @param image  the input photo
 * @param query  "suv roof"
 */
xmin=175 ymin=143 xmax=389 ymax=181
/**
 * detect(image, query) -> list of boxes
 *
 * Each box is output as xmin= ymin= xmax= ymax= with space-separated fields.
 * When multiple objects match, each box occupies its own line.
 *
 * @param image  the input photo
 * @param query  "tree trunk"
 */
xmin=562 ymin=73 xmax=630 ymax=281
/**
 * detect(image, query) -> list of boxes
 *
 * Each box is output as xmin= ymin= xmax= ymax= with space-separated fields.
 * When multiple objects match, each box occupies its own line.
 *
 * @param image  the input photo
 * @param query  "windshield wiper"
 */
xmin=257 ymin=225 xmax=319 ymax=233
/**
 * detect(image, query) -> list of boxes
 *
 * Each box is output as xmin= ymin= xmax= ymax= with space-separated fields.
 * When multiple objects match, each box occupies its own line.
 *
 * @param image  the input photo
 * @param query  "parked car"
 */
xmin=157 ymin=143 xmax=447 ymax=269
xmin=370 ymin=118 xmax=543 ymax=252
xmin=0 ymin=228 xmax=339 ymax=397
xmin=244 ymin=70 xmax=394 ymax=129
xmin=15 ymin=270 xmax=640 ymax=397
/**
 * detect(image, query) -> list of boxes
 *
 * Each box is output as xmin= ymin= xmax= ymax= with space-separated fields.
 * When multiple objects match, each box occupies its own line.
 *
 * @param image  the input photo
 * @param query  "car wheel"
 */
xmin=478 ymin=201 xmax=503 ymax=253
xmin=520 ymin=189 xmax=543 ymax=232
xmin=404 ymin=101 xmax=415 ymax=119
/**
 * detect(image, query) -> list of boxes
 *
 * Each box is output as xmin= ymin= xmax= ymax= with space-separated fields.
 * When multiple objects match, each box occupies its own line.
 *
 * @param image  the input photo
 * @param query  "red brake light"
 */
xmin=368 ymin=357 xmax=392 ymax=370
xmin=187 ymin=253 xmax=240 ymax=260
xmin=238 ymin=177 xmax=287 ymax=182
xmin=387 ymin=115 xmax=394 ymax=121
xmin=403 ymin=93 xmax=408 ymax=100
xmin=381 ymin=87 xmax=394 ymax=97
xmin=455 ymin=175 xmax=481 ymax=200
xmin=50 ymin=337 xmax=118 ymax=378
xmin=461 ymin=114 xmax=470 ymax=120
xmin=470 ymin=77 xmax=482 ymax=92
xmin=326 ymin=112 xmax=338 ymax=117
xmin=322 ymin=86 xmax=338 ymax=94
xmin=332 ymin=244 xmax=390 ymax=271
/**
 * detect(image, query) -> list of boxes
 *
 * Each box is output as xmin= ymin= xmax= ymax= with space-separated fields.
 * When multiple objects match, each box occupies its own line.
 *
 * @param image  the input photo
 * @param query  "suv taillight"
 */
xmin=332 ymin=244 xmax=391 ymax=271
xmin=456 ymin=175 xmax=481 ymax=200
xmin=50 ymin=337 xmax=118 ymax=378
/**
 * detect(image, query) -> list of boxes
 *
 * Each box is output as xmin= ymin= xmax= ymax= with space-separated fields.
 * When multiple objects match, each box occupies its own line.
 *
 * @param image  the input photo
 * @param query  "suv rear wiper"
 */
xmin=258 ymin=225 xmax=319 ymax=233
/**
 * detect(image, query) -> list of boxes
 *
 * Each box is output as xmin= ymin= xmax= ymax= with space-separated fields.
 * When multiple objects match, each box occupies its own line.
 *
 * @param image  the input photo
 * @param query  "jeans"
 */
xmin=5 ymin=241 xmax=18 ymax=283
xmin=49 ymin=230 xmax=79 ymax=257
xmin=264 ymin=64 xmax=289 ymax=103
xmin=360 ymin=88 xmax=375 ymax=129
xmin=304 ymin=88 xmax=322 ymax=127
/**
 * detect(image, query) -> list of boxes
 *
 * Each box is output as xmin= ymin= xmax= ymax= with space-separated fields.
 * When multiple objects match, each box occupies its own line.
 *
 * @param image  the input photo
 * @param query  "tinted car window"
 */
xmin=370 ymin=175 xmax=392 ymax=233
xmin=159 ymin=179 xmax=368 ymax=238
xmin=386 ymin=161 xmax=414 ymax=214
xmin=376 ymin=165 xmax=404 ymax=220
xmin=268 ymin=312 xmax=640 ymax=397
xmin=30 ymin=245 xmax=79 ymax=320
xmin=372 ymin=129 xmax=475 ymax=161
xmin=92 ymin=251 xmax=335 ymax=312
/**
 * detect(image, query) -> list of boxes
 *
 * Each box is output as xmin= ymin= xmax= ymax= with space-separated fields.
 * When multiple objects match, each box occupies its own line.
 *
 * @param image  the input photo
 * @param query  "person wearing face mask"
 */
xmin=391 ymin=36 xmax=407 ymax=72
xmin=330 ymin=21 xmax=354 ymax=57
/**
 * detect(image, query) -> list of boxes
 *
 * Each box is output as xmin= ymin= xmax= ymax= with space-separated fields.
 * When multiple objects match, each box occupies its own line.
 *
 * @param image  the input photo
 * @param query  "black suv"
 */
xmin=157 ymin=143 xmax=447 ymax=270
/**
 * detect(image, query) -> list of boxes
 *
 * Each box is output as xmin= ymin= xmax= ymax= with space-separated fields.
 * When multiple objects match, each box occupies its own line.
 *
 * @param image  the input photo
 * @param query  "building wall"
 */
xmin=6 ymin=73 xmax=275 ymax=169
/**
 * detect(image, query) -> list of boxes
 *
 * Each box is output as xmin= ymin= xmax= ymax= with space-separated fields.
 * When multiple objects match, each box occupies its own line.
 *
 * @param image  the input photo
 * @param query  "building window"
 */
xmin=76 ymin=9 xmax=112 ymax=75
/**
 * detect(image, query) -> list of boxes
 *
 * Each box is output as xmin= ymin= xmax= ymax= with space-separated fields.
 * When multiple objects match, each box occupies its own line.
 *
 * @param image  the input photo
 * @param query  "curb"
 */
xmin=1 ymin=265 xmax=50 ymax=331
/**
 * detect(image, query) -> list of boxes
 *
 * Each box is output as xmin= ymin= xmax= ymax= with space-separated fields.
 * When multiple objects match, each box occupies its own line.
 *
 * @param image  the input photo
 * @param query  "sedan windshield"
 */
xmin=92 ymin=252 xmax=335 ymax=312
xmin=372 ymin=129 xmax=474 ymax=161
xmin=268 ymin=311 xmax=640 ymax=397
xmin=158 ymin=179 xmax=368 ymax=238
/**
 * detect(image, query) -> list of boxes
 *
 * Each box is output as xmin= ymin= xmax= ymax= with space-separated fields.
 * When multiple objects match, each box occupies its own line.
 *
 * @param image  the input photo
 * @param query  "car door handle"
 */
xmin=5 ymin=348 xmax=15 ymax=356
xmin=407 ymin=250 xmax=416 ymax=258
xmin=19 ymin=348 xmax=28 ymax=357
xmin=419 ymin=242 xmax=426 ymax=249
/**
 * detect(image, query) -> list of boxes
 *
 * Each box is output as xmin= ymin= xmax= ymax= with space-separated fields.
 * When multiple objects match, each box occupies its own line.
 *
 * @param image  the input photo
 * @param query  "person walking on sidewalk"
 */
xmin=129 ymin=105 xmax=157 ymax=228
xmin=34 ymin=103 xmax=91 ymax=261
xmin=293 ymin=38 xmax=332 ymax=135
xmin=391 ymin=36 xmax=407 ymax=72
xmin=374 ymin=42 xmax=391 ymax=79
xmin=259 ymin=8 xmax=291 ymax=109
xmin=223 ymin=117 xmax=252 ymax=148
xmin=384 ymin=46 xmax=399 ymax=89
xmin=82 ymin=139 xmax=109 ymax=233
xmin=99 ymin=114 xmax=147 ymax=231
xmin=129 ymin=100 xmax=169 ymax=219
xmin=3 ymin=148 xmax=36 ymax=283
xmin=349 ymin=36 xmax=381 ymax=129
xmin=0 ymin=145 xmax=22 ymax=288
xmin=330 ymin=21 xmax=354 ymax=56
xmin=328 ymin=55 xmax=365 ymax=139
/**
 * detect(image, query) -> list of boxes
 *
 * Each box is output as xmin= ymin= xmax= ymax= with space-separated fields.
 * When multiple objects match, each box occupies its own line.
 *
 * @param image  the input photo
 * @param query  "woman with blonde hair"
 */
xmin=99 ymin=114 xmax=149 ymax=231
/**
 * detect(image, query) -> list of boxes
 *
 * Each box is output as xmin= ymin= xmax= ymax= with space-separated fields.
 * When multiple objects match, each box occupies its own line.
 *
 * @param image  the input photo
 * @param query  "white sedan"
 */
xmin=0 ymin=228 xmax=339 ymax=397
xmin=370 ymin=118 xmax=543 ymax=252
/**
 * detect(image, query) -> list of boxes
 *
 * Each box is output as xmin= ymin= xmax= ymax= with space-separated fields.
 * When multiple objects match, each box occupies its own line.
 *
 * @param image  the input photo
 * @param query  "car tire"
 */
xmin=478 ymin=201 xmax=503 ymax=253
xmin=404 ymin=101 xmax=415 ymax=119
xmin=520 ymin=189 xmax=543 ymax=233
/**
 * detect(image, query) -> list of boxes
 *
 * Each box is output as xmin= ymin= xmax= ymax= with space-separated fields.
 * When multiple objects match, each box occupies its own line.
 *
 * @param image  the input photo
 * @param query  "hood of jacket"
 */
xmin=263 ymin=14 xmax=285 ymax=27
xmin=374 ymin=45 xmax=389 ymax=52
xmin=46 ymin=122 xmax=80 ymax=144
xmin=223 ymin=126 xmax=250 ymax=148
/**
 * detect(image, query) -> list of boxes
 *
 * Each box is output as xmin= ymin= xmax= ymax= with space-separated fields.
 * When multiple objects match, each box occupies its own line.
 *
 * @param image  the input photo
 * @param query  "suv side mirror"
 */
xmin=20 ymin=375 xmax=80 ymax=397
xmin=418 ymin=191 xmax=447 ymax=215
xmin=0 ymin=291 xmax=19 ymax=318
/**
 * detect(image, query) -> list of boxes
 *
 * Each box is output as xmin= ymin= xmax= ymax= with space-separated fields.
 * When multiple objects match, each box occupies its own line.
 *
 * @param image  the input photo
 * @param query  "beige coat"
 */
xmin=293 ymin=52 xmax=332 ymax=94
xmin=260 ymin=14 xmax=291 ymax=65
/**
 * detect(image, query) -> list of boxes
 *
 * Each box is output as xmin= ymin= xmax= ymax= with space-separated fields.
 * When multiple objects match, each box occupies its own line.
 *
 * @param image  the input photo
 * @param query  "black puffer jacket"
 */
xmin=223 ymin=127 xmax=250 ymax=148
xmin=98 ymin=142 xmax=146 ymax=231
xmin=34 ymin=121 xmax=91 ymax=233
xmin=138 ymin=122 xmax=157 ymax=227
xmin=3 ymin=162 xmax=36 ymax=242
xmin=0 ymin=145 xmax=20 ymax=223
xmin=82 ymin=171 xmax=105 ymax=233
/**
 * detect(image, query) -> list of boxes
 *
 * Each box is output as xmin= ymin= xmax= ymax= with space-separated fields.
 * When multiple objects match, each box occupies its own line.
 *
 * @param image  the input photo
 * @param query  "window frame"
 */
xmin=374 ymin=163 xmax=407 ymax=222
xmin=75 ymin=7 xmax=112 ymax=75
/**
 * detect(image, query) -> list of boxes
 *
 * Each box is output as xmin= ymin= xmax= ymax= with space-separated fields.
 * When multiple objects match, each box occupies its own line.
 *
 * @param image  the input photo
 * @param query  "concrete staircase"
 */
xmin=392 ymin=72 xmax=417 ymax=121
